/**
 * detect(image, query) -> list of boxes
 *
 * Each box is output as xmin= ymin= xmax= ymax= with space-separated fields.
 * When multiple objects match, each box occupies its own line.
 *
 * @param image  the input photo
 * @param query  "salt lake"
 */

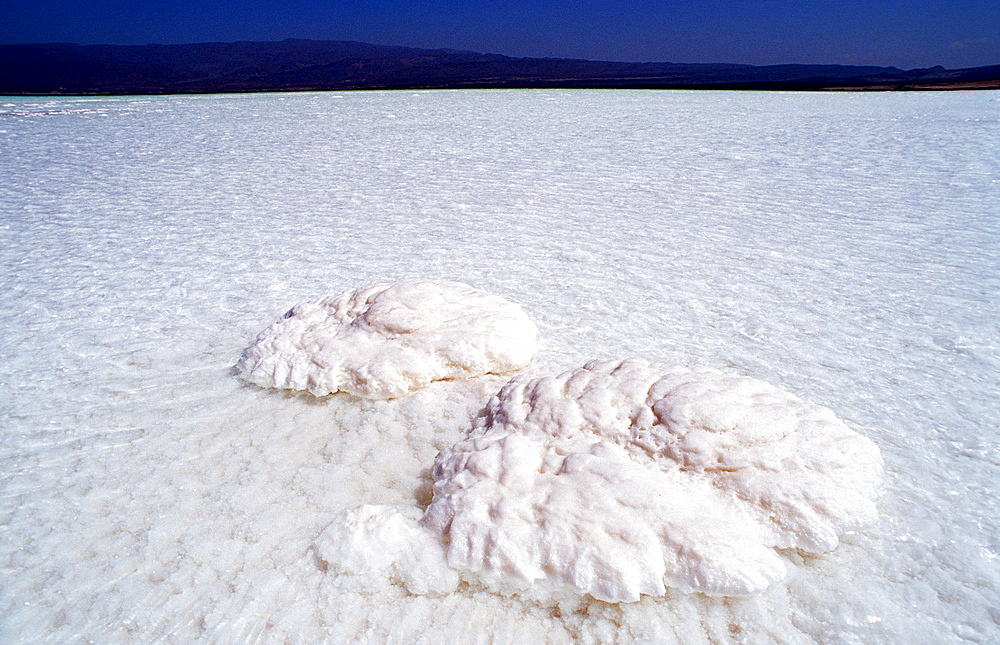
xmin=0 ymin=89 xmax=997 ymax=643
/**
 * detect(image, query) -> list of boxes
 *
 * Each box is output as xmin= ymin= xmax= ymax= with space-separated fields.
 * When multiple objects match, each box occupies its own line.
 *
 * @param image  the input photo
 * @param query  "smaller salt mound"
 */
xmin=237 ymin=281 xmax=537 ymax=399
xmin=314 ymin=505 xmax=459 ymax=596
xmin=423 ymin=358 xmax=883 ymax=602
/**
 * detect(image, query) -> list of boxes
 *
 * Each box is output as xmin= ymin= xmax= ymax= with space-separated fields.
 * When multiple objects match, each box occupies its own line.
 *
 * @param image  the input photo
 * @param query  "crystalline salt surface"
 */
xmin=0 ymin=90 xmax=997 ymax=643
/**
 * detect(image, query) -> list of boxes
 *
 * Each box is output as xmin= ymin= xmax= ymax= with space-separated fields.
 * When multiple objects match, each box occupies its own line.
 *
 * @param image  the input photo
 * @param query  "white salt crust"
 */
xmin=318 ymin=359 xmax=883 ymax=603
xmin=5 ymin=91 xmax=996 ymax=644
xmin=237 ymin=280 xmax=538 ymax=399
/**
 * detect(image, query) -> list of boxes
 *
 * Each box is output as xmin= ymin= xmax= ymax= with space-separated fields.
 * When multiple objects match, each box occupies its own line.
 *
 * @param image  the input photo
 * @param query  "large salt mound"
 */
xmin=237 ymin=280 xmax=537 ymax=399
xmin=421 ymin=358 xmax=884 ymax=602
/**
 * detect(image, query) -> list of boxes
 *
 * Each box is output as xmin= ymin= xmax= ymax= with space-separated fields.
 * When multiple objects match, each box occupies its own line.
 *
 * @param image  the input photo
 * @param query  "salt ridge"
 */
xmin=317 ymin=358 xmax=883 ymax=603
xmin=237 ymin=280 xmax=538 ymax=399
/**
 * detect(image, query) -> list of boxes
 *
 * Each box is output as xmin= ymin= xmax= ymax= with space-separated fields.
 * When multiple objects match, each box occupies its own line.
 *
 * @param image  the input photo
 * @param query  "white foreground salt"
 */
xmin=317 ymin=359 xmax=882 ymax=603
xmin=428 ymin=359 xmax=883 ymax=600
xmin=237 ymin=280 xmax=537 ymax=398
xmin=0 ymin=90 xmax=997 ymax=644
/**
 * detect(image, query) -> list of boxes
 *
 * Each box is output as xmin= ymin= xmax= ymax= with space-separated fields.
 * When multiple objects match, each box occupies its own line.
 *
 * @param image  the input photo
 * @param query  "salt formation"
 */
xmin=237 ymin=280 xmax=537 ymax=399
xmin=414 ymin=358 xmax=883 ymax=602
xmin=316 ymin=359 xmax=883 ymax=603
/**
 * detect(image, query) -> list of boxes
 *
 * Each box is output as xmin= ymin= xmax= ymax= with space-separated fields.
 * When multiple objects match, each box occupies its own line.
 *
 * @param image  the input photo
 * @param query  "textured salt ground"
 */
xmin=0 ymin=90 xmax=997 ymax=643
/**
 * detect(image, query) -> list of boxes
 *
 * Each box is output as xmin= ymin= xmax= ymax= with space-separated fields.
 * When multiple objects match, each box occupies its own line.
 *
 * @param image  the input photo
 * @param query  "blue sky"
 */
xmin=2 ymin=0 xmax=998 ymax=69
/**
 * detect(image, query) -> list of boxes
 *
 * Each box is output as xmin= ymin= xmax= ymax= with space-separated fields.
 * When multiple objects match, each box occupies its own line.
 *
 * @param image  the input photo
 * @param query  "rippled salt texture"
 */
xmin=1 ymin=90 xmax=997 ymax=643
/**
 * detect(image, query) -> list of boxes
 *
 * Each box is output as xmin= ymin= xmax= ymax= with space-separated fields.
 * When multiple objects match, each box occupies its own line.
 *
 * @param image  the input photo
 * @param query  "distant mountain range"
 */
xmin=2 ymin=39 xmax=999 ymax=94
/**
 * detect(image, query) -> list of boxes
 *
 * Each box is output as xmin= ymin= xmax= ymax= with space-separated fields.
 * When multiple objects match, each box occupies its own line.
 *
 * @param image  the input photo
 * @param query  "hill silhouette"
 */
xmin=2 ymin=39 xmax=998 ymax=94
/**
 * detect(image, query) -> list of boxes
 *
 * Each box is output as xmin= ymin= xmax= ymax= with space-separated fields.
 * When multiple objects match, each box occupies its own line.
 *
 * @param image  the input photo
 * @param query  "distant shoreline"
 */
xmin=822 ymin=79 xmax=1000 ymax=91
xmin=5 ymin=80 xmax=998 ymax=97
xmin=6 ymin=78 xmax=1000 ymax=96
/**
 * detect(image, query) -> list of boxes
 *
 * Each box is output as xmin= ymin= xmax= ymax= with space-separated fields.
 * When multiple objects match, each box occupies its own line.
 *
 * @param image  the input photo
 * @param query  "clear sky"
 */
xmin=2 ymin=0 xmax=998 ymax=69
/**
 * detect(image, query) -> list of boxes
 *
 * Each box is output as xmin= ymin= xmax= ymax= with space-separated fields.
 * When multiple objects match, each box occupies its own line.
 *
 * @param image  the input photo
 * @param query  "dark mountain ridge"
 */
xmin=2 ymin=39 xmax=998 ymax=94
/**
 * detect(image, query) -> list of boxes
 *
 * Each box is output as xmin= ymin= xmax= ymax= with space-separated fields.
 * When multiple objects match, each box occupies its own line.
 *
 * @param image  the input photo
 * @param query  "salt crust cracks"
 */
xmin=317 ymin=359 xmax=883 ymax=603
xmin=237 ymin=281 xmax=538 ymax=399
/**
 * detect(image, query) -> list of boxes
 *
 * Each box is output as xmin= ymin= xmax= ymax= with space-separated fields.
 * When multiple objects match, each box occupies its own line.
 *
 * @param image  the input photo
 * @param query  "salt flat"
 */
xmin=0 ymin=89 xmax=997 ymax=643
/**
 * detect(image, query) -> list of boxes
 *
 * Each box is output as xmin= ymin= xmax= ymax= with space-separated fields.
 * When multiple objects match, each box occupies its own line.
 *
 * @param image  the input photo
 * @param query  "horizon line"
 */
xmin=6 ymin=38 xmax=997 ymax=72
